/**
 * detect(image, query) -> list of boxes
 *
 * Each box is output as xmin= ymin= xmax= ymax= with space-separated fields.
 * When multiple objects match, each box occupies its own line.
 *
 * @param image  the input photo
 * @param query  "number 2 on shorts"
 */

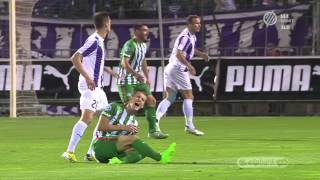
xmin=91 ymin=100 xmax=97 ymax=109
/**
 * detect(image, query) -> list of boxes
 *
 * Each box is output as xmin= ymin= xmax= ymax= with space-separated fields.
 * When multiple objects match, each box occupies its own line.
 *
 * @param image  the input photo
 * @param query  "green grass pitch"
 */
xmin=0 ymin=116 xmax=319 ymax=179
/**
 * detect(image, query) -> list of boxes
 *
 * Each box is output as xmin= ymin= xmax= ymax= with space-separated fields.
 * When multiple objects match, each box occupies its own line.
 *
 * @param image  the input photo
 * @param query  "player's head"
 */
xmin=94 ymin=12 xmax=111 ymax=34
xmin=186 ymin=15 xmax=201 ymax=34
xmin=133 ymin=24 xmax=149 ymax=42
xmin=127 ymin=91 xmax=147 ymax=112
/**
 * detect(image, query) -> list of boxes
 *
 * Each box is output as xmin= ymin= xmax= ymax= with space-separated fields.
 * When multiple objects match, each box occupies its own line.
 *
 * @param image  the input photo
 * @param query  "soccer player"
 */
xmin=156 ymin=15 xmax=209 ymax=136
xmin=62 ymin=12 xmax=111 ymax=162
xmin=117 ymin=24 xmax=168 ymax=139
xmin=92 ymin=91 xmax=176 ymax=164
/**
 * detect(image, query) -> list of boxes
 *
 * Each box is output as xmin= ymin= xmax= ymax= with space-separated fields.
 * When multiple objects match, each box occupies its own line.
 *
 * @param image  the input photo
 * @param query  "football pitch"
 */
xmin=0 ymin=116 xmax=319 ymax=179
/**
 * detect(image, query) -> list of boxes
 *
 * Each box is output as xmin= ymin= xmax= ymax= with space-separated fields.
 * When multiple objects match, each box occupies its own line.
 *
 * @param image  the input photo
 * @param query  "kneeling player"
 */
xmin=92 ymin=91 xmax=176 ymax=164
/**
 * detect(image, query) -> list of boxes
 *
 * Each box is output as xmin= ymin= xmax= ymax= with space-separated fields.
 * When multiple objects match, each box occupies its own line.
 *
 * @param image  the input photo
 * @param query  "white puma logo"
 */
xmin=189 ymin=66 xmax=209 ymax=92
xmin=44 ymin=65 xmax=75 ymax=90
xmin=312 ymin=65 xmax=320 ymax=76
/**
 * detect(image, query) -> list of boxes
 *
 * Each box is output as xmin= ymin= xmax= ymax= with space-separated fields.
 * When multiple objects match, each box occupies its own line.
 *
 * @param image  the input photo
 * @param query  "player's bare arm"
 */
xmin=97 ymin=115 xmax=138 ymax=134
xmin=176 ymin=49 xmax=196 ymax=75
xmin=194 ymin=49 xmax=209 ymax=61
xmin=142 ymin=58 xmax=150 ymax=85
xmin=104 ymin=67 xmax=119 ymax=78
xmin=71 ymin=52 xmax=95 ymax=90
xmin=121 ymin=56 xmax=144 ymax=82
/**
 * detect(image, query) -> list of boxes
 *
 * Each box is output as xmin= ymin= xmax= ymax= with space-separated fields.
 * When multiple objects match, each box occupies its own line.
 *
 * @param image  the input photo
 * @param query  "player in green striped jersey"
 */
xmin=92 ymin=91 xmax=176 ymax=164
xmin=117 ymin=24 xmax=168 ymax=139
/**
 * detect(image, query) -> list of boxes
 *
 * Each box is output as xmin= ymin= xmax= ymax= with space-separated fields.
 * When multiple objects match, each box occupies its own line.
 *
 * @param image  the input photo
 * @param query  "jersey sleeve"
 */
xmin=177 ymin=36 xmax=190 ymax=51
xmin=77 ymin=37 xmax=98 ymax=57
xmin=120 ymin=41 xmax=135 ymax=58
xmin=101 ymin=103 xmax=118 ymax=119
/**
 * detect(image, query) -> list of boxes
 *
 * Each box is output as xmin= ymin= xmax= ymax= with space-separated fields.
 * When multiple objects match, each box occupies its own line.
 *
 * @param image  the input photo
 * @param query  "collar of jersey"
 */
xmin=184 ymin=28 xmax=195 ymax=38
xmin=94 ymin=31 xmax=105 ymax=42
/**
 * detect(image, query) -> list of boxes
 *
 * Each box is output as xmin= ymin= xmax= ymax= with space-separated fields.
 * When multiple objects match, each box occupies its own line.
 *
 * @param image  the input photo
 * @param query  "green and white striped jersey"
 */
xmin=117 ymin=38 xmax=147 ymax=85
xmin=101 ymin=102 xmax=138 ymax=136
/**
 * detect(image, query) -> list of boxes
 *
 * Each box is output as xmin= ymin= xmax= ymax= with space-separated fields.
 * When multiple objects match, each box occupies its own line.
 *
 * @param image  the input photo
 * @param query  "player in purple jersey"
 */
xmin=62 ymin=12 xmax=111 ymax=162
xmin=156 ymin=15 xmax=209 ymax=136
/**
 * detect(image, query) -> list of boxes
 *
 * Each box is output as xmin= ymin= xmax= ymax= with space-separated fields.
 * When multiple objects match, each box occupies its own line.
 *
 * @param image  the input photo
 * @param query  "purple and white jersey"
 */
xmin=77 ymin=32 xmax=105 ymax=88
xmin=169 ymin=28 xmax=196 ymax=68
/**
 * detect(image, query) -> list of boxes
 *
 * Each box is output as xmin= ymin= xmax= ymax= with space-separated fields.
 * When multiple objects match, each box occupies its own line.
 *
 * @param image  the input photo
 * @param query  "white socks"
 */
xmin=67 ymin=120 xmax=88 ymax=152
xmin=156 ymin=99 xmax=171 ymax=123
xmin=183 ymin=99 xmax=195 ymax=129
xmin=157 ymin=98 xmax=195 ymax=129
xmin=86 ymin=125 xmax=99 ymax=155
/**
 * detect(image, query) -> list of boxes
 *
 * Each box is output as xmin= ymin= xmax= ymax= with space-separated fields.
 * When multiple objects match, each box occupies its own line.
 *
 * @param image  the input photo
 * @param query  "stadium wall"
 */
xmin=2 ymin=56 xmax=320 ymax=116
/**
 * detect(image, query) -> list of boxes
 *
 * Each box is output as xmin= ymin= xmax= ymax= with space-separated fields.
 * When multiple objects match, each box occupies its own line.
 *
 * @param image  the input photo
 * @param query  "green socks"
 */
xmin=132 ymin=139 xmax=161 ymax=161
xmin=145 ymin=106 xmax=157 ymax=133
xmin=121 ymin=151 xmax=145 ymax=163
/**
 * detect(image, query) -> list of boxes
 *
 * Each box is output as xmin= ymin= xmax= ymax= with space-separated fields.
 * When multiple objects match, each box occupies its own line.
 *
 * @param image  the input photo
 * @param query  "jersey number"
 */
xmin=91 ymin=100 xmax=97 ymax=109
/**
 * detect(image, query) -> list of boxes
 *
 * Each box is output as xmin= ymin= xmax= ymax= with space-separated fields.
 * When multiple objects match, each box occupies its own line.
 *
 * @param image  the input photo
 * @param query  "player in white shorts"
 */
xmin=62 ymin=12 xmax=111 ymax=162
xmin=156 ymin=15 xmax=209 ymax=136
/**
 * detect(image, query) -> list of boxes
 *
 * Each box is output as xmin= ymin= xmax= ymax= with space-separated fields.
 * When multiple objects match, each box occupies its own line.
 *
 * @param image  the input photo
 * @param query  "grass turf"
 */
xmin=0 ymin=116 xmax=319 ymax=179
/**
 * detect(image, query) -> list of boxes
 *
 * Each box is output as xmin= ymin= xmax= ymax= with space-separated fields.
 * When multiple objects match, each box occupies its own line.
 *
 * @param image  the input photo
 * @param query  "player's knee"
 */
xmin=189 ymin=94 xmax=194 ymax=100
xmin=166 ymin=91 xmax=177 ymax=103
xmin=166 ymin=94 xmax=176 ymax=103
xmin=119 ymin=135 xmax=136 ymax=143
xmin=80 ymin=110 xmax=95 ymax=125
xmin=181 ymin=91 xmax=193 ymax=100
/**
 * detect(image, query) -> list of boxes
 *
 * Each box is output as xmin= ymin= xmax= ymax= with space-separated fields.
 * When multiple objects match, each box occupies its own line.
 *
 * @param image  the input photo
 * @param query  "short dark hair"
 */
xmin=186 ymin=15 xmax=200 ymax=24
xmin=133 ymin=24 xmax=147 ymax=31
xmin=93 ymin=12 xmax=110 ymax=29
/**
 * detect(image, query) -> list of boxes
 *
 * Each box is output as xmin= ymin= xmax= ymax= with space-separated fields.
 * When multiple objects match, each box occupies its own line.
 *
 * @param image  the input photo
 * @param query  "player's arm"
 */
xmin=70 ymin=52 xmax=95 ymax=90
xmin=72 ymin=39 xmax=98 ymax=90
xmin=142 ymin=58 xmax=150 ymax=85
xmin=195 ymin=49 xmax=209 ymax=61
xmin=104 ymin=67 xmax=119 ymax=78
xmin=98 ymin=115 xmax=137 ymax=133
xmin=176 ymin=49 xmax=196 ymax=75
xmin=121 ymin=57 xmax=144 ymax=82
xmin=99 ymin=103 xmax=138 ymax=133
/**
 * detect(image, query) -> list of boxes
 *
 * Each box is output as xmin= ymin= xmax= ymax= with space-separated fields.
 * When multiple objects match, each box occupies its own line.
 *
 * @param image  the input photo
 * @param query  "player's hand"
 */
xmin=125 ymin=125 xmax=139 ymax=134
xmin=201 ymin=52 xmax=209 ymax=62
xmin=113 ymin=73 xmax=119 ymax=79
xmin=135 ymin=73 xmax=145 ymax=83
xmin=188 ymin=65 xmax=196 ymax=76
xmin=145 ymin=78 xmax=151 ymax=86
xmin=85 ymin=77 xmax=95 ymax=90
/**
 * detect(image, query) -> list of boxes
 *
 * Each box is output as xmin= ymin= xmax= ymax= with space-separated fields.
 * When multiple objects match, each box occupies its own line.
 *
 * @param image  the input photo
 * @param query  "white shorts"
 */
xmin=78 ymin=86 xmax=108 ymax=112
xmin=164 ymin=64 xmax=192 ymax=91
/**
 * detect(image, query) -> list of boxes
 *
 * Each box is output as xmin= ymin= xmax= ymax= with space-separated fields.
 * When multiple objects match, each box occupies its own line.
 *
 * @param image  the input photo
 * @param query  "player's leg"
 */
xmin=120 ymin=149 xmax=145 ymax=163
xmin=117 ymin=84 xmax=133 ymax=103
xmin=156 ymin=64 xmax=178 ymax=123
xmin=107 ymin=135 xmax=144 ymax=164
xmin=176 ymin=70 xmax=204 ymax=136
xmin=93 ymin=135 xmax=119 ymax=163
xmin=156 ymin=87 xmax=177 ymax=123
xmin=180 ymin=89 xmax=204 ymax=136
xmin=84 ymin=119 xmax=99 ymax=161
xmin=85 ymin=89 xmax=109 ymax=160
xmin=109 ymin=135 xmax=176 ymax=164
xmin=62 ymin=89 xmax=97 ymax=162
xmin=135 ymin=83 xmax=168 ymax=139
